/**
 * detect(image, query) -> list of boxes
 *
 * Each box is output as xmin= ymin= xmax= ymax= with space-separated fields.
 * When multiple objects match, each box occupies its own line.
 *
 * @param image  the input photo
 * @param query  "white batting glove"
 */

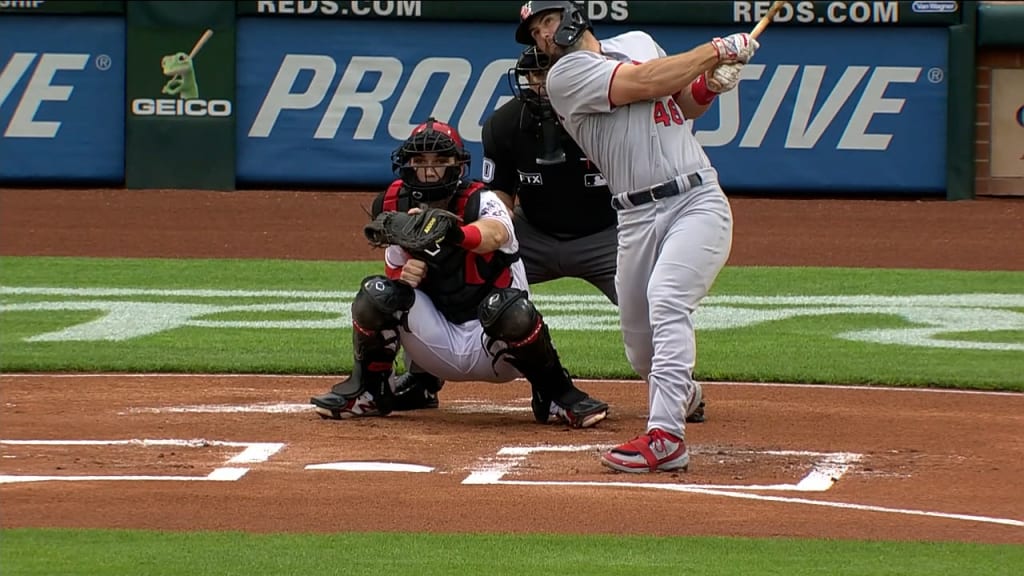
xmin=706 ymin=62 xmax=743 ymax=93
xmin=711 ymin=33 xmax=759 ymax=64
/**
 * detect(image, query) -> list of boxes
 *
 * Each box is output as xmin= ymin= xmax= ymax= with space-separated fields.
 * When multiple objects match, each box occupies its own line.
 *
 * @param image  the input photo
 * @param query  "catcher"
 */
xmin=310 ymin=117 xmax=609 ymax=429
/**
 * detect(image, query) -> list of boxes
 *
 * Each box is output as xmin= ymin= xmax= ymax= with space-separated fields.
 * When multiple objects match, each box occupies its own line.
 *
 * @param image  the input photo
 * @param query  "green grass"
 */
xmin=2 ymin=256 xmax=1022 ymax=389
xmin=2 ymin=255 xmax=1022 ymax=573
xmin=2 ymin=529 xmax=1021 ymax=576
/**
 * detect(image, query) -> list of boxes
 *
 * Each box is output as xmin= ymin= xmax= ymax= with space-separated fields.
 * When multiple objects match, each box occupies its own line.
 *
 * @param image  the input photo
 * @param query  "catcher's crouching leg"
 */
xmin=310 ymin=276 xmax=413 ymax=419
xmin=478 ymin=288 xmax=608 ymax=428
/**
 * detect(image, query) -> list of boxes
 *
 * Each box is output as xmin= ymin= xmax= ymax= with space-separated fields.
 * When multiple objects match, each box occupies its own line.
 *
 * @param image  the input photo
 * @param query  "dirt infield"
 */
xmin=1 ymin=188 xmax=1022 ymax=544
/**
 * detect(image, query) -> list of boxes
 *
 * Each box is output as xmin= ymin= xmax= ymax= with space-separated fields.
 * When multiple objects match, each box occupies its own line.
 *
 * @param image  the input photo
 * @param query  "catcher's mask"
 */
xmin=515 ymin=0 xmax=592 ymax=48
xmin=391 ymin=117 xmax=470 ymax=203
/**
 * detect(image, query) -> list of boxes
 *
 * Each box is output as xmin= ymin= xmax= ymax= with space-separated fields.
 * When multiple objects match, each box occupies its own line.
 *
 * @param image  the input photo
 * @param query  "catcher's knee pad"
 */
xmin=352 ymin=275 xmax=415 ymax=331
xmin=478 ymin=288 xmax=540 ymax=344
xmin=478 ymin=288 xmax=560 ymax=374
xmin=350 ymin=276 xmax=414 ymax=377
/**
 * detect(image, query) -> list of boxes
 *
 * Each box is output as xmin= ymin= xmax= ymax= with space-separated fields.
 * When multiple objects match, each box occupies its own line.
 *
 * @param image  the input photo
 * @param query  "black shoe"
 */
xmin=310 ymin=377 xmax=383 ymax=420
xmin=550 ymin=393 xmax=609 ymax=428
xmin=310 ymin=364 xmax=394 ymax=419
xmin=391 ymin=372 xmax=443 ymax=411
xmin=536 ymin=385 xmax=609 ymax=429
xmin=686 ymin=400 xmax=706 ymax=424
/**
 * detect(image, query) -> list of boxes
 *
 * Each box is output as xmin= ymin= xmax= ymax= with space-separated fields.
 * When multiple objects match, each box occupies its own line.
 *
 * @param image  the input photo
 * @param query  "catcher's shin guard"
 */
xmin=310 ymin=276 xmax=413 ymax=419
xmin=479 ymin=288 xmax=608 ymax=428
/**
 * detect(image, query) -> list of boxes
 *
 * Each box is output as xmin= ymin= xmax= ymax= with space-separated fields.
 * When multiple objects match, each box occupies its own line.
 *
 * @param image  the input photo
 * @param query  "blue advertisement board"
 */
xmin=237 ymin=19 xmax=948 ymax=192
xmin=0 ymin=16 xmax=125 ymax=182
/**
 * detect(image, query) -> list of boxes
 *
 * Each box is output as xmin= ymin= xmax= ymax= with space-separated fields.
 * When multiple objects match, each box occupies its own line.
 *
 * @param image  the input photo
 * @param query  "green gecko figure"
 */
xmin=161 ymin=52 xmax=198 ymax=100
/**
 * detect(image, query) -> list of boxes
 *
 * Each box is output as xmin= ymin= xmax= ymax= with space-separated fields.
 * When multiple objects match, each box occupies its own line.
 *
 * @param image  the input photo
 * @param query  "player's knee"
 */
xmin=478 ymin=288 xmax=541 ymax=343
xmin=352 ymin=275 xmax=415 ymax=331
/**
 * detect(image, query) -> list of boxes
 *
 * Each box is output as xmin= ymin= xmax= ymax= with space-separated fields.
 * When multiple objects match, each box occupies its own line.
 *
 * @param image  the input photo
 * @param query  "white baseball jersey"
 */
xmin=546 ymin=31 xmax=713 ymax=195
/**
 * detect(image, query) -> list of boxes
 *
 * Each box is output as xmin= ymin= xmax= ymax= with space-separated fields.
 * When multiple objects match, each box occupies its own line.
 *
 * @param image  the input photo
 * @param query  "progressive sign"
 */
xmin=236 ymin=19 xmax=948 ymax=192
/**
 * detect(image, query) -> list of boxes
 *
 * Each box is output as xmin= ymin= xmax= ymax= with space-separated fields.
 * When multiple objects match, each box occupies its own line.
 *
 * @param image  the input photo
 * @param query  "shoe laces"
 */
xmin=647 ymin=429 xmax=681 ymax=447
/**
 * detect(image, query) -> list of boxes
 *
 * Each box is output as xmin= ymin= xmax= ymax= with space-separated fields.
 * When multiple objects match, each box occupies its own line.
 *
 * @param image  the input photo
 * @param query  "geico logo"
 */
xmin=248 ymin=55 xmax=517 ymax=143
xmin=131 ymin=98 xmax=233 ymax=117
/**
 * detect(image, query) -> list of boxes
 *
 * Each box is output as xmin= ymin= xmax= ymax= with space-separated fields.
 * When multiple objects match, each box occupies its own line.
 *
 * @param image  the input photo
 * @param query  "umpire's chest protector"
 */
xmin=374 ymin=180 xmax=517 ymax=324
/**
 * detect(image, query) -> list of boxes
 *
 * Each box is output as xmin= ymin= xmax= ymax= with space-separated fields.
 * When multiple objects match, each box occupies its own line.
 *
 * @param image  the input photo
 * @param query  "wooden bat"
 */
xmin=750 ymin=1 xmax=787 ymax=39
xmin=188 ymin=29 xmax=214 ymax=59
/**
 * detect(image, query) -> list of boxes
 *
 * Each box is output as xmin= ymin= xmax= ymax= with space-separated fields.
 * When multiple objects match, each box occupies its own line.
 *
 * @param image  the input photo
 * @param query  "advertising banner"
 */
xmin=990 ymin=69 xmax=1024 ymax=178
xmin=0 ymin=16 xmax=124 ymax=182
xmin=237 ymin=1 xmax=962 ymax=27
xmin=0 ymin=1 xmax=124 ymax=14
xmin=125 ymin=1 xmax=235 ymax=190
xmin=236 ymin=19 xmax=948 ymax=192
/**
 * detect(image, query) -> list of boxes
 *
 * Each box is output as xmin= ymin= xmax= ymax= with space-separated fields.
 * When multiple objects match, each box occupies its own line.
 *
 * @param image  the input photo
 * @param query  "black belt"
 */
xmin=611 ymin=172 xmax=703 ymax=210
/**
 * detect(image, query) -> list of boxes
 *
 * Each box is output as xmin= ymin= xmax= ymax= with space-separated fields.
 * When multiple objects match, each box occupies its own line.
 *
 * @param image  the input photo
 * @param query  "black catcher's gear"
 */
xmin=373 ymin=180 xmax=519 ymax=325
xmin=478 ymin=288 xmax=608 ymax=428
xmin=515 ymin=1 xmax=592 ymax=48
xmin=390 ymin=117 xmax=471 ymax=203
xmin=310 ymin=276 xmax=414 ymax=418
xmin=364 ymin=206 xmax=463 ymax=254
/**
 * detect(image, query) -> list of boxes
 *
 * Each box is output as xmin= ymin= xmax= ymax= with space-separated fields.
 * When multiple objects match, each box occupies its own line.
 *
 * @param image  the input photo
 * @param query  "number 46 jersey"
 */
xmin=545 ymin=30 xmax=713 ymax=196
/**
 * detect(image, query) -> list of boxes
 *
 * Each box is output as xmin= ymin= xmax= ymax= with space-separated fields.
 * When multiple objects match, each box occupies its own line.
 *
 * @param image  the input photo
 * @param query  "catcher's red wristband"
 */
xmin=458 ymin=225 xmax=482 ymax=250
xmin=690 ymin=73 xmax=717 ymax=106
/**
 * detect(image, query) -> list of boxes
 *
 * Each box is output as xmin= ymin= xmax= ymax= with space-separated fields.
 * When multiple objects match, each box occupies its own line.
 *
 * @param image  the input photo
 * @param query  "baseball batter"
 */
xmin=516 ymin=1 xmax=757 ymax=472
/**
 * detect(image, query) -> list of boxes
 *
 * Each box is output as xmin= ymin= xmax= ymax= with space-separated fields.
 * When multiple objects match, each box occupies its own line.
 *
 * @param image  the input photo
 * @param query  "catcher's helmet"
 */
xmin=515 ymin=0 xmax=592 ymax=47
xmin=507 ymin=45 xmax=552 ymax=110
xmin=391 ymin=117 xmax=470 ymax=202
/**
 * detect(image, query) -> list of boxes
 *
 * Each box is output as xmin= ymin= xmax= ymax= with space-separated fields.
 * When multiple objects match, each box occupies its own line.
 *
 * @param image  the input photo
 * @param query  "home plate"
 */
xmin=305 ymin=462 xmax=435 ymax=473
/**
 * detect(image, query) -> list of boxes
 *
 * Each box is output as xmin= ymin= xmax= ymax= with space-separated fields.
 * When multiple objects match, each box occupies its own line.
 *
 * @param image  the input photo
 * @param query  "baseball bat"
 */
xmin=188 ymin=29 xmax=214 ymax=59
xmin=750 ymin=1 xmax=788 ymax=39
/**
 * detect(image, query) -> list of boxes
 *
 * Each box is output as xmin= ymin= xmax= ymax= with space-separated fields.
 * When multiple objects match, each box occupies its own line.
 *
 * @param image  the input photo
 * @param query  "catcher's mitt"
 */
xmin=364 ymin=208 xmax=462 ymax=253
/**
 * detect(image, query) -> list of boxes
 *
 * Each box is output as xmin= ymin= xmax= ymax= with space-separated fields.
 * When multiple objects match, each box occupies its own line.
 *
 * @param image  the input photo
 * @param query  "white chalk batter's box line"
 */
xmin=0 ymin=439 xmax=285 ymax=484
xmin=464 ymin=444 xmax=1024 ymax=529
xmin=2 ymin=439 xmax=1020 ymax=529
xmin=463 ymin=445 xmax=860 ymax=492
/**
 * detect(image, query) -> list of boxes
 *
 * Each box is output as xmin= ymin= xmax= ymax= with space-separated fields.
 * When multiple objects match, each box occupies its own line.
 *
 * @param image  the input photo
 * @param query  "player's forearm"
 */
xmin=636 ymin=44 xmax=719 ymax=100
xmin=675 ymin=85 xmax=713 ymax=120
xmin=463 ymin=219 xmax=509 ymax=254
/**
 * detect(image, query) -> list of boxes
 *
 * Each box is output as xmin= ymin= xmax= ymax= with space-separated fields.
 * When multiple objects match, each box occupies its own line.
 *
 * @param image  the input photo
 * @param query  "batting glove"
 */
xmin=711 ymin=33 xmax=759 ymax=64
xmin=707 ymin=62 xmax=743 ymax=93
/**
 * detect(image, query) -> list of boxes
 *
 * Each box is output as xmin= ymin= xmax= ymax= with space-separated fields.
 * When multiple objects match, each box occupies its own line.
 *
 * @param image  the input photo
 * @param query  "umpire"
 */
xmin=481 ymin=45 xmax=618 ymax=305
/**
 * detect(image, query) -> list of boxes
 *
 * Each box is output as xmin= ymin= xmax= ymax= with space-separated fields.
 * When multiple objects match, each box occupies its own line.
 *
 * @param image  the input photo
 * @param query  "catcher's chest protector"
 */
xmin=379 ymin=180 xmax=518 ymax=324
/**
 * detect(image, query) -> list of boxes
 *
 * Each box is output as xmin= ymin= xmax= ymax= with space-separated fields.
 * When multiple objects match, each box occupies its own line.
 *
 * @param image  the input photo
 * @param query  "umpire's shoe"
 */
xmin=391 ymin=372 xmax=443 ymax=411
xmin=310 ymin=365 xmax=394 ymax=419
xmin=686 ymin=381 xmax=706 ymax=424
